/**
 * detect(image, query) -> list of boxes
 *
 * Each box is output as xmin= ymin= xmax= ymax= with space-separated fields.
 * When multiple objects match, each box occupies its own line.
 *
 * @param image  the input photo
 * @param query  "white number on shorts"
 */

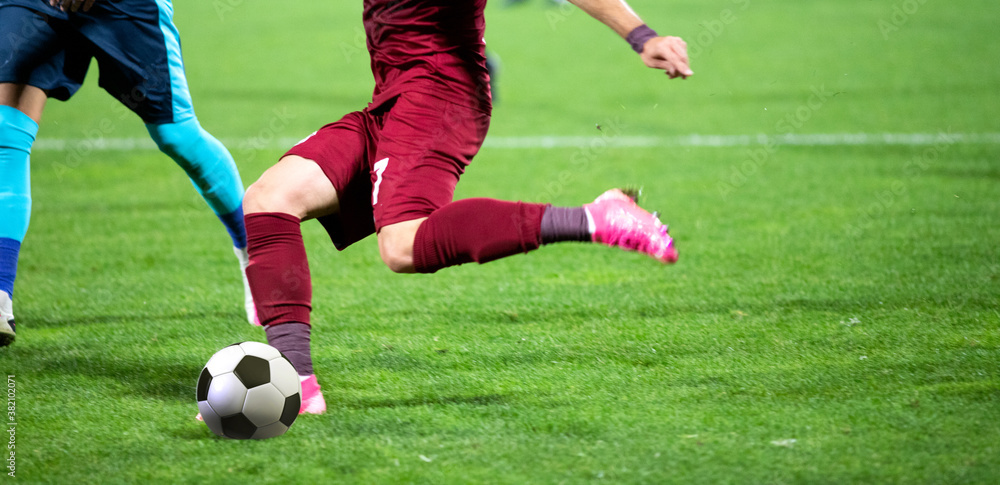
xmin=372 ymin=157 xmax=389 ymax=205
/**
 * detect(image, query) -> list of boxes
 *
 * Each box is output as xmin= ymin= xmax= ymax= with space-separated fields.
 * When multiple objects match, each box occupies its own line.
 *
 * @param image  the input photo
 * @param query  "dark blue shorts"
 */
xmin=0 ymin=0 xmax=194 ymax=124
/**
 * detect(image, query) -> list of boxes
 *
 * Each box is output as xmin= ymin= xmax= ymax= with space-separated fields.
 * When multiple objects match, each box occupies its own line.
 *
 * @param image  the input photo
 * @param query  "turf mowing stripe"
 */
xmin=31 ymin=132 xmax=1000 ymax=151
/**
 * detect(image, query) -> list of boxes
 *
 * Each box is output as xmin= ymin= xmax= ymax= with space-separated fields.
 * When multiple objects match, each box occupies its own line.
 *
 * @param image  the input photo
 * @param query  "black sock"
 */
xmin=540 ymin=206 xmax=591 ymax=244
xmin=265 ymin=322 xmax=313 ymax=376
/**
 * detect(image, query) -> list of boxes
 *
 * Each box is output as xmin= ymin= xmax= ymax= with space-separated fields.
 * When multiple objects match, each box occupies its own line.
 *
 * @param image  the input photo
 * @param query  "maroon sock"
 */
xmin=540 ymin=206 xmax=591 ymax=244
xmin=245 ymin=212 xmax=312 ymax=326
xmin=412 ymin=198 xmax=547 ymax=273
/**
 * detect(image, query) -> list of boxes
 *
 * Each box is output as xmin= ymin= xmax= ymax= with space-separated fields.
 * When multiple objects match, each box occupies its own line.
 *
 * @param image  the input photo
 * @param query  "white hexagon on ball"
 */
xmin=242 ymin=384 xmax=286 ymax=427
xmin=204 ymin=344 xmax=246 ymax=375
xmin=238 ymin=341 xmax=281 ymax=361
xmin=206 ymin=372 xmax=248 ymax=417
xmin=268 ymin=357 xmax=301 ymax=397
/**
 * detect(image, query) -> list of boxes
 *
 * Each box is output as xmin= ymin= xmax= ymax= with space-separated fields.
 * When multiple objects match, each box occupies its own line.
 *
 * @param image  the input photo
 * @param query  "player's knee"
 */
xmin=147 ymin=120 xmax=195 ymax=160
xmin=377 ymin=225 xmax=419 ymax=274
xmin=243 ymin=177 xmax=301 ymax=217
xmin=245 ymin=156 xmax=339 ymax=220
xmin=379 ymin=246 xmax=414 ymax=274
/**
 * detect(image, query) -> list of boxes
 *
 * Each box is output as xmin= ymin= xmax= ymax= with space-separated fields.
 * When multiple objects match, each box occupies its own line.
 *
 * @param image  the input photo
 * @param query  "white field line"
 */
xmin=30 ymin=132 xmax=1000 ymax=152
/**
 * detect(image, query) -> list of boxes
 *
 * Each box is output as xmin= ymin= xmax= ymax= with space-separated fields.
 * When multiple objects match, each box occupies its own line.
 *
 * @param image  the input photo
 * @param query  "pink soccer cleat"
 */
xmin=299 ymin=374 xmax=327 ymax=415
xmin=584 ymin=188 xmax=678 ymax=264
xmin=197 ymin=373 xmax=327 ymax=421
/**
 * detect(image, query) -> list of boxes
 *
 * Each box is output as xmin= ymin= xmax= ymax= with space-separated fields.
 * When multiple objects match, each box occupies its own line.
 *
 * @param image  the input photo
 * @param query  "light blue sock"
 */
xmin=146 ymin=117 xmax=247 ymax=248
xmin=0 ymin=105 xmax=38 ymax=297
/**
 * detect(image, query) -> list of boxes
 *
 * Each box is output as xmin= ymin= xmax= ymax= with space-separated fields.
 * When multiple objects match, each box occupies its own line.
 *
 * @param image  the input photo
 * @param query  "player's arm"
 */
xmin=49 ymin=0 xmax=97 ymax=13
xmin=567 ymin=0 xmax=693 ymax=79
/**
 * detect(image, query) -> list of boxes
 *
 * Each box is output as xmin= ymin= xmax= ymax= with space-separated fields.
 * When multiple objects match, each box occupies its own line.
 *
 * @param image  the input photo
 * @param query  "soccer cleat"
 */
xmin=234 ymin=246 xmax=257 ymax=325
xmin=584 ymin=188 xmax=678 ymax=264
xmin=299 ymin=374 xmax=327 ymax=415
xmin=197 ymin=373 xmax=326 ymax=421
xmin=0 ymin=291 xmax=14 ymax=347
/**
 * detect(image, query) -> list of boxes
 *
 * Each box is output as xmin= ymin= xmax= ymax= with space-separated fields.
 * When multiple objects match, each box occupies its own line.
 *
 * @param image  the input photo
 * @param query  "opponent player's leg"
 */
xmin=0 ymin=84 xmax=46 ymax=346
xmin=146 ymin=3 xmax=252 ymax=321
xmin=76 ymin=1 xmax=254 ymax=322
xmin=0 ymin=3 xmax=89 ymax=346
xmin=145 ymin=119 xmax=252 ymax=322
xmin=242 ymin=154 xmax=342 ymax=414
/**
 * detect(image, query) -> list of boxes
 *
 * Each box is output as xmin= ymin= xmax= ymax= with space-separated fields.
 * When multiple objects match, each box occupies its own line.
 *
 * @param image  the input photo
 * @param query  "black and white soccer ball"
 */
xmin=196 ymin=341 xmax=301 ymax=439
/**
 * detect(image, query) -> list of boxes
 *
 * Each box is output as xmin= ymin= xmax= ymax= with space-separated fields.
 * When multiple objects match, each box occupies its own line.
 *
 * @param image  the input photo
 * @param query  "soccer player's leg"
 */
xmin=373 ymin=94 xmax=676 ymax=275
xmin=75 ymin=3 xmax=254 ymax=322
xmin=0 ymin=4 xmax=68 ymax=346
xmin=369 ymin=93 xmax=544 ymax=274
xmin=145 ymin=119 xmax=252 ymax=322
xmin=403 ymin=189 xmax=677 ymax=273
xmin=240 ymin=112 xmax=377 ymax=414
xmin=242 ymin=154 xmax=342 ymax=415
xmin=372 ymin=94 xmax=547 ymax=273
xmin=0 ymin=88 xmax=42 ymax=347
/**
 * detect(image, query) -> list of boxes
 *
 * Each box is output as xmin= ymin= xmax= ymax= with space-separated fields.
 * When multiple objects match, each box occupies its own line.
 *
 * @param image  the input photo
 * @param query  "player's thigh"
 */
xmin=285 ymin=112 xmax=381 ymax=249
xmin=0 ymin=6 xmax=85 ymax=107
xmin=0 ymin=84 xmax=47 ymax=123
xmin=71 ymin=5 xmax=187 ymax=123
xmin=372 ymin=93 xmax=490 ymax=229
xmin=245 ymin=155 xmax=340 ymax=221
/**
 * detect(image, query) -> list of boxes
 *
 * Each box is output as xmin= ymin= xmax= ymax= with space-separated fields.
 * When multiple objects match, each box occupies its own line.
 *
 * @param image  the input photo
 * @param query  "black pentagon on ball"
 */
xmin=280 ymin=393 xmax=301 ymax=427
xmin=196 ymin=368 xmax=212 ymax=401
xmin=220 ymin=413 xmax=258 ymax=440
xmin=233 ymin=355 xmax=271 ymax=389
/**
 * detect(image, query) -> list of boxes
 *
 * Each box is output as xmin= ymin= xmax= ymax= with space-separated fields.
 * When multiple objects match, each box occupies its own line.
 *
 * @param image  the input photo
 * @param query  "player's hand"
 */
xmin=640 ymin=36 xmax=694 ymax=80
xmin=49 ymin=0 xmax=97 ymax=12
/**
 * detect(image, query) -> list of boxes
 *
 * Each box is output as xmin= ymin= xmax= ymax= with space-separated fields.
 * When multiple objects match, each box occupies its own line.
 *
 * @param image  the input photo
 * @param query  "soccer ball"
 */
xmin=196 ymin=341 xmax=301 ymax=439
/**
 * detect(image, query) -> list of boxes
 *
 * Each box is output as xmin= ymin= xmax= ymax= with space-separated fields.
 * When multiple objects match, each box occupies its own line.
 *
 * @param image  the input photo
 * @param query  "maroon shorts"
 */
xmin=285 ymin=92 xmax=491 ymax=249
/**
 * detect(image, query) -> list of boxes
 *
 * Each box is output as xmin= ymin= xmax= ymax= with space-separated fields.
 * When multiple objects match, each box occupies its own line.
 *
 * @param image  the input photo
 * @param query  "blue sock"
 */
xmin=0 ymin=105 xmax=38 ymax=297
xmin=217 ymin=206 xmax=247 ymax=250
xmin=0 ymin=239 xmax=20 ymax=297
xmin=146 ymin=117 xmax=247 ymax=248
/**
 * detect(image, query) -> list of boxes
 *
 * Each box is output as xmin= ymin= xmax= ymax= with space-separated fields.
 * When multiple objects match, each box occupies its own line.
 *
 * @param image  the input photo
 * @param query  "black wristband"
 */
xmin=626 ymin=24 xmax=658 ymax=54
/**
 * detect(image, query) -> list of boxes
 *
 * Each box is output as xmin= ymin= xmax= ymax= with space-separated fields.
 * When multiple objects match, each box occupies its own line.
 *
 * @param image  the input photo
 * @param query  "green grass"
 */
xmin=4 ymin=0 xmax=1000 ymax=483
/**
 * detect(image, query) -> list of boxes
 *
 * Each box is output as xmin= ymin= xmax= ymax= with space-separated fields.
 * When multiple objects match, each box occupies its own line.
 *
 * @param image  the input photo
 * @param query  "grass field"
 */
xmin=4 ymin=0 xmax=999 ymax=483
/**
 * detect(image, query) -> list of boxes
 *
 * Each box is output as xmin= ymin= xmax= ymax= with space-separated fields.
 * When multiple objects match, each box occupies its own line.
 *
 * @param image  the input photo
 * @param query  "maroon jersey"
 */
xmin=364 ymin=0 xmax=491 ymax=113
